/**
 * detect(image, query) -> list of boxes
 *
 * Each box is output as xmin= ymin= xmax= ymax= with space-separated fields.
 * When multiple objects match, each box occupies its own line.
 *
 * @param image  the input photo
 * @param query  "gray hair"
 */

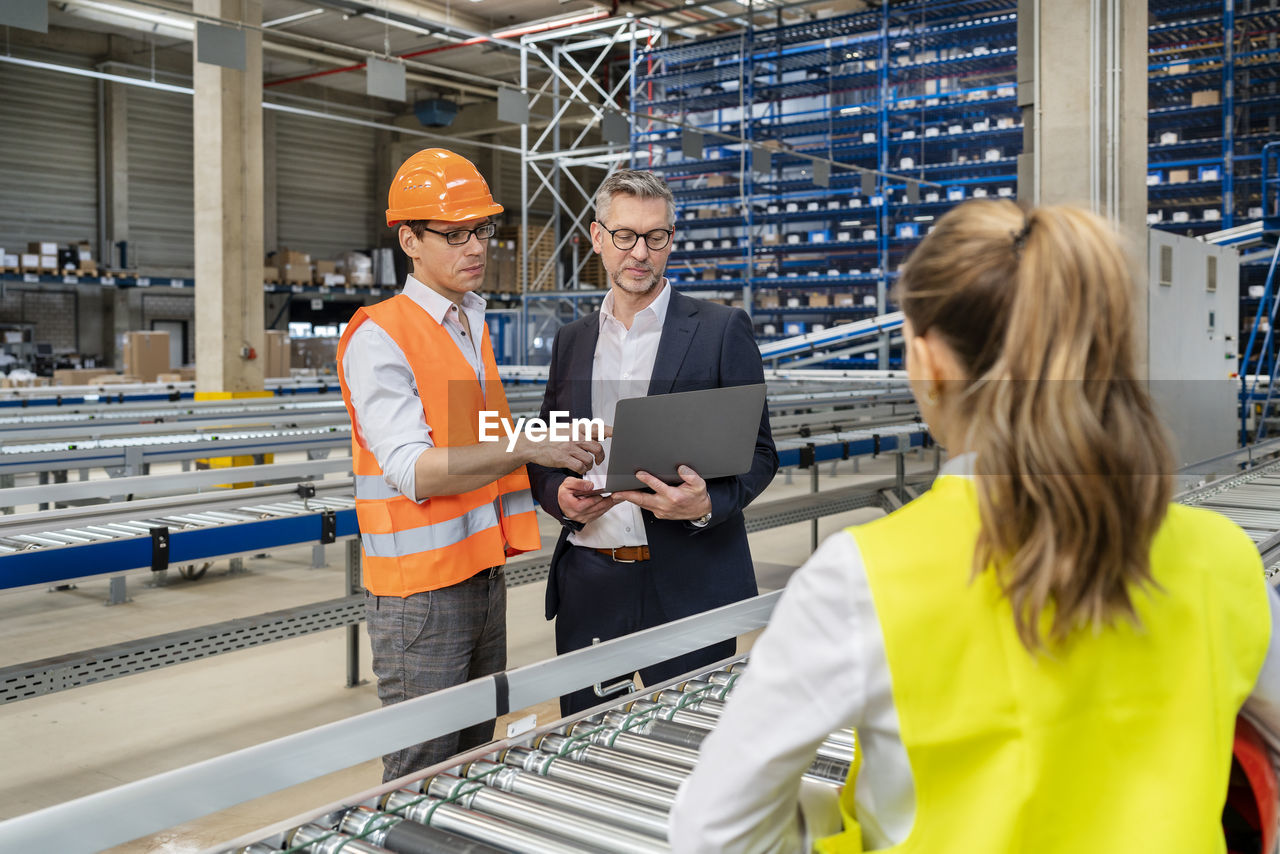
xmin=594 ymin=169 xmax=676 ymax=226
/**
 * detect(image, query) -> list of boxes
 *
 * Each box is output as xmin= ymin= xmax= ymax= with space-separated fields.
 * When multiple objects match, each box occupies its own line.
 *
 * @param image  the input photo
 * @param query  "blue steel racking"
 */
xmin=632 ymin=1 xmax=1280 ymax=369
xmin=630 ymin=1 xmax=1019 ymax=368
xmin=1148 ymin=0 xmax=1280 ymax=381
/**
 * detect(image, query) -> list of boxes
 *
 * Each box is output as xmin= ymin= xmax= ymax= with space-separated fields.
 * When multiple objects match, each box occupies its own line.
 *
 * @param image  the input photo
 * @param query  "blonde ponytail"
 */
xmin=896 ymin=200 xmax=1175 ymax=651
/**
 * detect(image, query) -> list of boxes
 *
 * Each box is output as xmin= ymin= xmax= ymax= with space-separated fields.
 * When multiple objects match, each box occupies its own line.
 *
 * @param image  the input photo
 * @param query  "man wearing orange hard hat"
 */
xmin=337 ymin=149 xmax=605 ymax=781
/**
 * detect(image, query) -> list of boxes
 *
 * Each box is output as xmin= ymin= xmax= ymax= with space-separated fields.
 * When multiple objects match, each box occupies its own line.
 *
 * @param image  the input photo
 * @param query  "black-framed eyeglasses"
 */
xmin=596 ymin=220 xmax=674 ymax=251
xmin=420 ymin=222 xmax=497 ymax=245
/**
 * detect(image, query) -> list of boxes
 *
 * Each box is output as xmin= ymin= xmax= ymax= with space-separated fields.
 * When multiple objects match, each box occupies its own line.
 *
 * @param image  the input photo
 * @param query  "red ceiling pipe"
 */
xmin=266 ymin=9 xmax=612 ymax=88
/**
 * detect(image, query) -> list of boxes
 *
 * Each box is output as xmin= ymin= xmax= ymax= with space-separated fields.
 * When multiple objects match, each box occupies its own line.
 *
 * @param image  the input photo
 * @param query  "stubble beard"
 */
xmin=609 ymin=263 xmax=659 ymax=295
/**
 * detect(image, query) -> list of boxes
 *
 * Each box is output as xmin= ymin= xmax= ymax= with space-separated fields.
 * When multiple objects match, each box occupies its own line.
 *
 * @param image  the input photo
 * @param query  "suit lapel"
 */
xmin=571 ymin=314 xmax=600 ymax=419
xmin=648 ymin=289 xmax=700 ymax=396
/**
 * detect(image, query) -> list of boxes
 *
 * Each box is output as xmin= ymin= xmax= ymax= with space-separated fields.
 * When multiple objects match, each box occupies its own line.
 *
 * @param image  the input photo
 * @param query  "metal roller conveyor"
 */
xmin=340 ymin=806 xmax=507 ymax=854
xmin=649 ymin=686 xmax=859 ymax=758
xmin=381 ymin=791 xmax=594 ymax=854
xmin=565 ymin=719 xmax=701 ymax=769
xmin=420 ymin=774 xmax=669 ymax=853
xmin=137 ymin=658 xmax=877 ymax=854
xmin=286 ymin=822 xmax=393 ymax=853
xmin=498 ymin=747 xmax=678 ymax=811
xmin=458 ymin=759 xmax=670 ymax=838
xmin=532 ymin=733 xmax=691 ymax=789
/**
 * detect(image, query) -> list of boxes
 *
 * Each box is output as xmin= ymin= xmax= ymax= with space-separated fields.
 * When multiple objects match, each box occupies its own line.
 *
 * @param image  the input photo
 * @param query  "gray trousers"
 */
xmin=365 ymin=565 xmax=506 ymax=782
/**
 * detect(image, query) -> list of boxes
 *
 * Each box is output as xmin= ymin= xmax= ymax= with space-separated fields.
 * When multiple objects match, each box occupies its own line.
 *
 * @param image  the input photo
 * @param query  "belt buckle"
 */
xmin=611 ymin=547 xmax=637 ymax=564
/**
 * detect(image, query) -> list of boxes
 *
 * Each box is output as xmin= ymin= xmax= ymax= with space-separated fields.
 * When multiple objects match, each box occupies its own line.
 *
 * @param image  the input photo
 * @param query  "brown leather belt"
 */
xmin=590 ymin=545 xmax=650 ymax=563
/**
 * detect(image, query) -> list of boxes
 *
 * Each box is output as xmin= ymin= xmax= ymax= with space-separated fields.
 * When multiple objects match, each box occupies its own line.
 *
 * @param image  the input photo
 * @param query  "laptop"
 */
xmin=571 ymin=383 xmax=767 ymax=497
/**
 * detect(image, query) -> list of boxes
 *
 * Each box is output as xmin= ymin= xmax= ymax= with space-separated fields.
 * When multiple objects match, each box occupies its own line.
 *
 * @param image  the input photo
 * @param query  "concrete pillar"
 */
xmin=1017 ymin=0 xmax=1149 ymax=372
xmin=193 ymin=0 xmax=265 ymax=395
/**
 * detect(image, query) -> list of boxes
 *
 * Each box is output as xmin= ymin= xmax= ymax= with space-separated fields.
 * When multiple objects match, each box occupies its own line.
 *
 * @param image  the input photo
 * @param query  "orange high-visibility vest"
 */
xmin=336 ymin=293 xmax=540 ymax=597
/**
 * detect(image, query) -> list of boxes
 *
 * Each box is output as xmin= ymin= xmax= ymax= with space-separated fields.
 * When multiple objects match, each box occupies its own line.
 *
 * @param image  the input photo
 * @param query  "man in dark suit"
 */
xmin=527 ymin=170 xmax=778 ymax=715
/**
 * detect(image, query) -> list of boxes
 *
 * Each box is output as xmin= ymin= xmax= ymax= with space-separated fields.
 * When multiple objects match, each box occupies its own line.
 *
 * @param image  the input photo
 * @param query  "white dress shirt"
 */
xmin=341 ymin=276 xmax=488 ymax=501
xmin=668 ymin=453 xmax=1280 ymax=853
xmin=569 ymin=280 xmax=672 ymax=549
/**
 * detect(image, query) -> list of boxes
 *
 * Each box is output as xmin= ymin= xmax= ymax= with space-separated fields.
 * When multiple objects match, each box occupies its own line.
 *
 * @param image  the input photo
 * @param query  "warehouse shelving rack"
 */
xmin=630 ymin=1 xmax=1019 ymax=369
xmin=631 ymin=1 xmax=1280 ymax=370
xmin=1148 ymin=1 xmax=1280 ymax=394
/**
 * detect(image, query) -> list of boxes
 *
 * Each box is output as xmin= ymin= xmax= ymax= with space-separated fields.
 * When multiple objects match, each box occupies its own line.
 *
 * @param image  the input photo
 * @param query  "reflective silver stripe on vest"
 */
xmin=500 ymin=488 xmax=536 ymax=516
xmin=354 ymin=474 xmax=403 ymax=501
xmin=360 ymin=500 xmax=500 ymax=558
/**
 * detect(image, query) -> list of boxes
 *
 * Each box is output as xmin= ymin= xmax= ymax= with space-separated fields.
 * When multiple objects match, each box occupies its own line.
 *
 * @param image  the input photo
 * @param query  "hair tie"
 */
xmin=1010 ymin=220 xmax=1033 ymax=258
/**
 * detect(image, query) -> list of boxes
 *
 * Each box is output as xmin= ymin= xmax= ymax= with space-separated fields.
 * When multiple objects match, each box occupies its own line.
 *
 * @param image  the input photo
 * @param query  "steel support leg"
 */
xmin=106 ymin=575 xmax=129 ymax=606
xmin=810 ymin=463 xmax=820 ymax=552
xmin=346 ymin=538 xmax=363 ymax=689
xmin=895 ymin=452 xmax=907 ymax=503
xmin=311 ymin=544 xmax=327 ymax=569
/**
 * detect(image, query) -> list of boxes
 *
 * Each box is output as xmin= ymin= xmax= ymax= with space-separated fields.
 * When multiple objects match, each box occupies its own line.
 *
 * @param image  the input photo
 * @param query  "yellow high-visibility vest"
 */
xmin=817 ymin=474 xmax=1270 ymax=853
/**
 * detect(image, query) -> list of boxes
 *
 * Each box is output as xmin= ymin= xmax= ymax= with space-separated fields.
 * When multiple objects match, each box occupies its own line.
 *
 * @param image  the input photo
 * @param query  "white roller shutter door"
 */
xmin=276 ymin=113 xmax=377 ymax=259
xmin=0 ymin=53 xmax=99 ymax=253
xmin=127 ymin=87 xmax=194 ymax=277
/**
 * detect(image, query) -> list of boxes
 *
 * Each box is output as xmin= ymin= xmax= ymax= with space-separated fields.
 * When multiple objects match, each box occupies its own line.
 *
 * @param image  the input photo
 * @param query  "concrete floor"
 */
xmin=0 ymin=451 xmax=934 ymax=852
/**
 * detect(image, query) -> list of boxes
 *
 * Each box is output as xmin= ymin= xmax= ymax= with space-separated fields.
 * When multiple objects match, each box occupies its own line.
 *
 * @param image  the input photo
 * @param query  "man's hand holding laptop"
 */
xmin=612 ymin=466 xmax=712 ymax=522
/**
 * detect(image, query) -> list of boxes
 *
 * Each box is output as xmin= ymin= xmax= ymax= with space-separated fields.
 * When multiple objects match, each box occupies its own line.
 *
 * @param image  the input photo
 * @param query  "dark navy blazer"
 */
xmin=527 ymin=288 xmax=779 ymax=623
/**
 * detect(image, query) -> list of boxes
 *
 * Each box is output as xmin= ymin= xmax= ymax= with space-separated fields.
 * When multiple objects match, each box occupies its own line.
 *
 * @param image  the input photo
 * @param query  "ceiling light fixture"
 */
xmin=263 ymin=8 xmax=324 ymax=28
xmin=65 ymin=0 xmax=192 ymax=31
xmin=524 ymin=14 xmax=637 ymax=42
xmin=360 ymin=13 xmax=434 ymax=37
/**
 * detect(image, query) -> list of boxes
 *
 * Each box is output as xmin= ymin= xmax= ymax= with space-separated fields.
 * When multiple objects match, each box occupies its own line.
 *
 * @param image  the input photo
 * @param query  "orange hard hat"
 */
xmin=386 ymin=148 xmax=503 ymax=227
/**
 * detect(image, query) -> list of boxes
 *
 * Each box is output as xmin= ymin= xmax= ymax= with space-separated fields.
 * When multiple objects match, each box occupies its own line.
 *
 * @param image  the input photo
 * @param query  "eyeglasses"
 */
xmin=420 ymin=222 xmax=497 ymax=245
xmin=596 ymin=221 xmax=675 ymax=251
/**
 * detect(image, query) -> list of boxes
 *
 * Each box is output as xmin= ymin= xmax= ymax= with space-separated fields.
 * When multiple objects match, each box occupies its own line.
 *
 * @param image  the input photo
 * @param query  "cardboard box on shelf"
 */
xmin=700 ymin=269 xmax=718 ymax=281
xmin=758 ymin=293 xmax=780 ymax=308
xmin=39 ymin=255 xmax=57 ymax=271
xmin=54 ymin=368 xmax=106 ymax=386
xmin=122 ymin=330 xmax=171 ymax=382
xmin=264 ymin=264 xmax=279 ymax=282
xmin=281 ymin=264 xmax=311 ymax=284
xmin=263 ymin=329 xmax=291 ymax=378
xmin=834 ymin=293 xmax=856 ymax=307
xmin=2 ymin=254 xmax=19 ymax=269
xmin=155 ymin=373 xmax=185 ymax=384
xmin=707 ymin=174 xmax=729 ymax=188
xmin=809 ymin=293 xmax=832 ymax=307
xmin=27 ymin=241 xmax=56 ymax=255
xmin=1167 ymin=169 xmax=1190 ymax=184
xmin=176 ymin=367 xmax=196 ymax=381
xmin=483 ymin=239 xmax=518 ymax=293
xmin=313 ymin=261 xmax=337 ymax=283
xmin=1191 ymin=89 xmax=1220 ymax=107
xmin=19 ymin=253 xmax=39 ymax=271
xmin=291 ymin=337 xmax=339 ymax=372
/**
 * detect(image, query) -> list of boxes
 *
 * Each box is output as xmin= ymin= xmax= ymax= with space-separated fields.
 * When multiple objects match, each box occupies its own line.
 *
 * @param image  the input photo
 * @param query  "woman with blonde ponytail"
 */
xmin=670 ymin=200 xmax=1280 ymax=854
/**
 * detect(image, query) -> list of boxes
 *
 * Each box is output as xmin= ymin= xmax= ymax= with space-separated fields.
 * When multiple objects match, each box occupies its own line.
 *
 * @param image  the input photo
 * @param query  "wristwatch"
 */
xmin=692 ymin=510 xmax=712 ymax=527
